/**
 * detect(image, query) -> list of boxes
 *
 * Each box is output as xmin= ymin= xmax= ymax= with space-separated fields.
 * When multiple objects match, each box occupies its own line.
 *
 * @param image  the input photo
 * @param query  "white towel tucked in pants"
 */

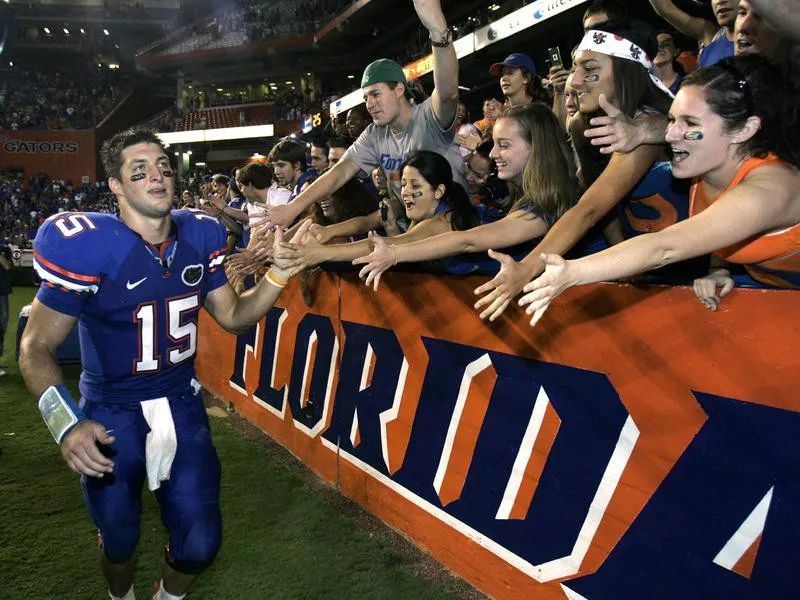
xmin=141 ymin=397 xmax=178 ymax=491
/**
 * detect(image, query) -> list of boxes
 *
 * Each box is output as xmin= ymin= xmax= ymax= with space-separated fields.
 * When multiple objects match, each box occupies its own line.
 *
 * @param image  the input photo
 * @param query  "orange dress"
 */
xmin=689 ymin=154 xmax=800 ymax=288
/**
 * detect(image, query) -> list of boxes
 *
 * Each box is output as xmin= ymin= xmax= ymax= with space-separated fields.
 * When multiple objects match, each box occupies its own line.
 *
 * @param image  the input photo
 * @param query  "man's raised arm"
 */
xmin=415 ymin=0 xmax=459 ymax=128
xmin=648 ymin=0 xmax=718 ymax=45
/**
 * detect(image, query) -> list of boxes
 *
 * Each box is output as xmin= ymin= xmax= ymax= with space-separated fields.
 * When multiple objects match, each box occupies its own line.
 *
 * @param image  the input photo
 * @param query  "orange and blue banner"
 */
xmin=197 ymin=271 xmax=800 ymax=599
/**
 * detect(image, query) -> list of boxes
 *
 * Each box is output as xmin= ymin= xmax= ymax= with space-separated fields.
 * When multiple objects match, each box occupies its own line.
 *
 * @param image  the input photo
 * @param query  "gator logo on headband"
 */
xmin=630 ymin=44 xmax=643 ymax=60
xmin=593 ymin=32 xmax=607 ymax=44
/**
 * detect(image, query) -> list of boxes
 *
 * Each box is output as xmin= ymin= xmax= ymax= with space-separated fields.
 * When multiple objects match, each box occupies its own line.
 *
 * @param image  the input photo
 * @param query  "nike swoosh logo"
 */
xmin=126 ymin=277 xmax=147 ymax=290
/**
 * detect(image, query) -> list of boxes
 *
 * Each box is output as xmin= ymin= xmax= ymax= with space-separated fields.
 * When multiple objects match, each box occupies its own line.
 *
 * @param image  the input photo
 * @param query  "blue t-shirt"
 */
xmin=33 ymin=209 xmax=229 ymax=403
xmin=699 ymin=29 xmax=734 ymax=68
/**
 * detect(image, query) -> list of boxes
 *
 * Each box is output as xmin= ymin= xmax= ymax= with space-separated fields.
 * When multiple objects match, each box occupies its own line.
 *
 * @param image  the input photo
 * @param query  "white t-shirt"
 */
xmin=246 ymin=183 xmax=291 ymax=228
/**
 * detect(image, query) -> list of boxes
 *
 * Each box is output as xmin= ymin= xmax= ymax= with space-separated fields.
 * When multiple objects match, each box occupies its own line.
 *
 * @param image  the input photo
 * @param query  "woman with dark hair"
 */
xmin=519 ymin=54 xmax=800 ymax=324
xmin=489 ymin=53 xmax=548 ymax=107
xmin=302 ymin=176 xmax=380 ymax=240
xmin=475 ymin=19 xmax=690 ymax=321
xmin=354 ymin=104 xmax=579 ymax=290
xmin=274 ymin=150 xmax=479 ymax=269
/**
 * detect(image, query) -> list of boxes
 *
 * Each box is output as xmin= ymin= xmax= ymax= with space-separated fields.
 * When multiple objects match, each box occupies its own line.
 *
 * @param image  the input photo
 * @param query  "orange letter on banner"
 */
xmin=434 ymin=353 xmax=497 ymax=506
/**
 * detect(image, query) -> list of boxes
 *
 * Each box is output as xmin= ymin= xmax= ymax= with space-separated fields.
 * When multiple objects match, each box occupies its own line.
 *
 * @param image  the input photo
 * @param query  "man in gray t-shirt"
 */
xmin=264 ymin=0 xmax=461 ymax=228
xmin=344 ymin=91 xmax=466 ymax=200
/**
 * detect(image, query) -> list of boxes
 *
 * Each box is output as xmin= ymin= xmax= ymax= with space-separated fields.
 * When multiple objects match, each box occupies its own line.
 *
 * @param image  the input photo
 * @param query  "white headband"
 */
xmin=577 ymin=30 xmax=675 ymax=99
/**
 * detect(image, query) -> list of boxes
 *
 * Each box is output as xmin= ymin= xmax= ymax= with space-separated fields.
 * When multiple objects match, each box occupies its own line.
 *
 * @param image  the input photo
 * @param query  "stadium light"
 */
xmin=347 ymin=75 xmax=354 ymax=79
xmin=63 ymin=28 xmax=70 ymax=35
xmin=103 ymin=29 xmax=110 ymax=35
xmin=80 ymin=28 xmax=85 ymax=34
xmin=488 ymin=4 xmax=500 ymax=11
xmin=43 ymin=27 xmax=51 ymax=34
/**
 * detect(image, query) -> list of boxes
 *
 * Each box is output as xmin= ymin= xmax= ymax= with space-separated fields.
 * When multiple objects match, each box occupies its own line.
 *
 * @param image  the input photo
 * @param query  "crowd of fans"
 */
xmin=232 ymin=0 xmax=351 ymax=42
xmin=0 ymin=167 xmax=114 ymax=249
xmin=0 ymin=67 xmax=123 ymax=130
xmin=4 ymin=0 xmax=799 ymax=318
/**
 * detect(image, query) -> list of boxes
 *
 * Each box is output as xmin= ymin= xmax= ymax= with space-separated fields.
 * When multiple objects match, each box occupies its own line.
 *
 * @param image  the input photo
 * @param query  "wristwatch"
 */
xmin=430 ymin=28 xmax=452 ymax=47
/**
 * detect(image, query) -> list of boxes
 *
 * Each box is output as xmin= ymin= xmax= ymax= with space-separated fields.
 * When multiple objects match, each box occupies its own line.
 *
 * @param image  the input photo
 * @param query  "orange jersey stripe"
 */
xmin=34 ymin=249 xmax=101 ymax=283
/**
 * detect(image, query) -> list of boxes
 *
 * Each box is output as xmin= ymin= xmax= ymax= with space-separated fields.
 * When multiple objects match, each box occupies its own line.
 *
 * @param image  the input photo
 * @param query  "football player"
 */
xmin=19 ymin=128 xmax=307 ymax=600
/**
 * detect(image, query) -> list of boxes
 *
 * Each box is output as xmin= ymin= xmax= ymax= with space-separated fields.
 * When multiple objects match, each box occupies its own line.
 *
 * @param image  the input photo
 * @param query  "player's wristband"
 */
xmin=38 ymin=384 xmax=86 ymax=444
xmin=265 ymin=269 xmax=289 ymax=289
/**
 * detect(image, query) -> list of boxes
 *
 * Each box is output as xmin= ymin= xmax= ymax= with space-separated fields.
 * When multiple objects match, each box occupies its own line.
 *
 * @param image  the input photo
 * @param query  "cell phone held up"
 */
xmin=547 ymin=46 xmax=563 ymax=70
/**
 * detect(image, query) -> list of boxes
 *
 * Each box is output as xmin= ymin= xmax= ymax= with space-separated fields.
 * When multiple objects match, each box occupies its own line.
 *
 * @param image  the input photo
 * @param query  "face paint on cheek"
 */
xmin=130 ymin=173 xmax=146 ymax=182
xmin=411 ymin=191 xmax=423 ymax=199
xmin=585 ymin=74 xmax=599 ymax=82
xmin=684 ymin=131 xmax=704 ymax=141
xmin=161 ymin=170 xmax=174 ymax=178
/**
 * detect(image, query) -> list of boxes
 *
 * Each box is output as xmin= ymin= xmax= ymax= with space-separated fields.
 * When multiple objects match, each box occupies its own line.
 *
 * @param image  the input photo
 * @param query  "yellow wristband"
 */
xmin=265 ymin=269 xmax=289 ymax=289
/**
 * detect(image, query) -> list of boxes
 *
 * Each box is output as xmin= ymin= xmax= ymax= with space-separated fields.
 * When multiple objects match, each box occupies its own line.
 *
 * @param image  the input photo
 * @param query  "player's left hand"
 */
xmin=60 ymin=420 xmax=116 ymax=478
xmin=518 ymin=253 xmax=574 ymax=327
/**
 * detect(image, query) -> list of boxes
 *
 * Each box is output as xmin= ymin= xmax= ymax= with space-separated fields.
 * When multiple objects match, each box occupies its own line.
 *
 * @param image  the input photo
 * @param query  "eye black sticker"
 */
xmin=130 ymin=173 xmax=146 ymax=182
xmin=683 ymin=131 xmax=704 ymax=141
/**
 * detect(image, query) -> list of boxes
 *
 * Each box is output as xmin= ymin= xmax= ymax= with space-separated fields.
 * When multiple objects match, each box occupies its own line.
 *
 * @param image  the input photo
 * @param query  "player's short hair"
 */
xmin=101 ymin=128 xmax=166 ymax=181
xmin=238 ymin=162 xmax=273 ymax=191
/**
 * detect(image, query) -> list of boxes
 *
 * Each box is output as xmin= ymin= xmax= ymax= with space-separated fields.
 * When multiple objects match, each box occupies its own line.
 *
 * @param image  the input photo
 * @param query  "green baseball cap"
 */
xmin=361 ymin=59 xmax=407 ymax=88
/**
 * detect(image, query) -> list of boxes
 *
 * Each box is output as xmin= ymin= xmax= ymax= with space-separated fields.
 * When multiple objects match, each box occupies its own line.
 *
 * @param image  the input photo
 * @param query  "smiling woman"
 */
xmin=474 ymin=19 xmax=686 ymax=322
xmin=353 ymin=104 xmax=580 ymax=291
xmin=518 ymin=53 xmax=800 ymax=325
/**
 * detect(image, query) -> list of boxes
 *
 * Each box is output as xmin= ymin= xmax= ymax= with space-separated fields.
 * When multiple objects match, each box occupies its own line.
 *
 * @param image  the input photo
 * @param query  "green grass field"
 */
xmin=0 ymin=287 xmax=482 ymax=600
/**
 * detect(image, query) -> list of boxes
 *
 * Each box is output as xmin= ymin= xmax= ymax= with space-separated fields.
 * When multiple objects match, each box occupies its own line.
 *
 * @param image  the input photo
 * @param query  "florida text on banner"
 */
xmin=197 ymin=272 xmax=800 ymax=599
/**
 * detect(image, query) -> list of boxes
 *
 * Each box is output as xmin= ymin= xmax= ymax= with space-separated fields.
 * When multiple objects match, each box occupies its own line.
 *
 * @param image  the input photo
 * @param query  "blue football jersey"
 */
xmin=33 ymin=209 xmax=229 ymax=403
